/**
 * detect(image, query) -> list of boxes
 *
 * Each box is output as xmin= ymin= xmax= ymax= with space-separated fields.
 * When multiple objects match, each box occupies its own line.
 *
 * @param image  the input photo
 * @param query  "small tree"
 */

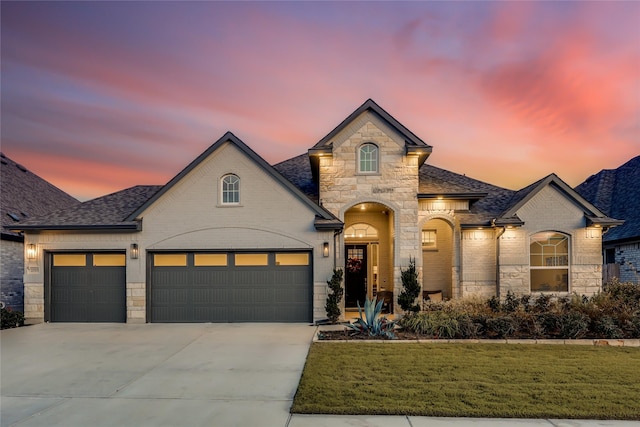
xmin=325 ymin=268 xmax=344 ymax=324
xmin=398 ymin=257 xmax=421 ymax=313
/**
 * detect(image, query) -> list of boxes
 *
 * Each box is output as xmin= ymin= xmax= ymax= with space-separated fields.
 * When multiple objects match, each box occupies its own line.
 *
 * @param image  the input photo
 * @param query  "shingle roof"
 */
xmin=14 ymin=185 xmax=162 ymax=231
xmin=575 ymin=156 xmax=640 ymax=243
xmin=1 ymin=152 xmax=79 ymax=239
xmin=272 ymin=153 xmax=319 ymax=203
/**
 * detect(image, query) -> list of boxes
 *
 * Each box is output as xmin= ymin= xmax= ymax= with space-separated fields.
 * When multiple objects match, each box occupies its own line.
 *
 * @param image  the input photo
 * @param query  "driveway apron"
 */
xmin=0 ymin=323 xmax=315 ymax=427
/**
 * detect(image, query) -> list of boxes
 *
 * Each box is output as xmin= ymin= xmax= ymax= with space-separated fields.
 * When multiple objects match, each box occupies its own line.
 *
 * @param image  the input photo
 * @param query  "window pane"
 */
xmin=222 ymin=175 xmax=239 ymax=204
xmin=194 ymin=253 xmax=227 ymax=266
xmin=235 ymin=253 xmax=268 ymax=266
xmin=275 ymin=253 xmax=309 ymax=266
xmin=531 ymin=269 xmax=568 ymax=292
xmin=53 ymin=254 xmax=86 ymax=267
xmin=93 ymin=254 xmax=126 ymax=266
xmin=422 ymin=230 xmax=437 ymax=248
xmin=359 ymin=144 xmax=378 ymax=173
xmin=154 ymin=254 xmax=187 ymax=266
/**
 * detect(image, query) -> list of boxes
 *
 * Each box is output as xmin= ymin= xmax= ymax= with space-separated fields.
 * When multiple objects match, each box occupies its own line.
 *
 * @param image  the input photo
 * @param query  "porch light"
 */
xmin=130 ymin=243 xmax=139 ymax=259
xmin=26 ymin=243 xmax=37 ymax=260
xmin=322 ymin=242 xmax=330 ymax=257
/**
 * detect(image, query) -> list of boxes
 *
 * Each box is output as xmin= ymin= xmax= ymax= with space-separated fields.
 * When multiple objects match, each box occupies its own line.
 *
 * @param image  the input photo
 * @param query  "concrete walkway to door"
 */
xmin=1 ymin=323 xmax=315 ymax=427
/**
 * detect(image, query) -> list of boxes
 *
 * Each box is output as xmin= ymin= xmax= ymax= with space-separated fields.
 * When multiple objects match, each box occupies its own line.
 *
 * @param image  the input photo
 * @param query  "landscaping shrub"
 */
xmin=1 ymin=307 xmax=24 ymax=329
xmin=397 ymin=281 xmax=640 ymax=340
xmin=324 ymin=269 xmax=344 ymax=324
xmin=397 ymin=257 xmax=421 ymax=313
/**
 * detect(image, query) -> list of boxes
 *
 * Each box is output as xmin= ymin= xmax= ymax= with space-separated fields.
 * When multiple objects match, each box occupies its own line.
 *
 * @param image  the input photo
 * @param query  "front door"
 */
xmin=345 ymin=245 xmax=367 ymax=308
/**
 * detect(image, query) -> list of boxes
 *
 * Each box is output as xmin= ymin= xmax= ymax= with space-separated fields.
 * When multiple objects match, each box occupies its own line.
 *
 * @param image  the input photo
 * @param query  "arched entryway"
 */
xmin=343 ymin=202 xmax=394 ymax=311
xmin=422 ymin=218 xmax=454 ymax=299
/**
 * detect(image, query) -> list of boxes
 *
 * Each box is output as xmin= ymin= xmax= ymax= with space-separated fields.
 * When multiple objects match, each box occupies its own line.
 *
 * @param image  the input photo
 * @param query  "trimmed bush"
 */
xmin=1 ymin=307 xmax=24 ymax=329
xmin=398 ymin=281 xmax=640 ymax=340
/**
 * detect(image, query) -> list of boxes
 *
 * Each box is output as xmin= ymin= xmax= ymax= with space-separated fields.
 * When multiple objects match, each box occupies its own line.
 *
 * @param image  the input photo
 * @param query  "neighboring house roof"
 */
xmin=1 ymin=152 xmax=79 ymax=240
xmin=13 ymin=185 xmax=162 ymax=231
xmin=576 ymin=156 xmax=640 ymax=244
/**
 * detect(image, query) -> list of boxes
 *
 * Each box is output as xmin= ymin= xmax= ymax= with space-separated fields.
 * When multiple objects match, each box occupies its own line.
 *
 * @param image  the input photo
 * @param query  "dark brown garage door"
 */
xmin=48 ymin=253 xmax=126 ymax=322
xmin=149 ymin=251 xmax=312 ymax=323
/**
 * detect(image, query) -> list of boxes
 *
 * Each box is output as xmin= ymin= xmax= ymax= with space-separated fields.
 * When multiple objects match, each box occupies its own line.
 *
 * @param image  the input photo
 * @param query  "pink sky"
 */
xmin=2 ymin=1 xmax=638 ymax=201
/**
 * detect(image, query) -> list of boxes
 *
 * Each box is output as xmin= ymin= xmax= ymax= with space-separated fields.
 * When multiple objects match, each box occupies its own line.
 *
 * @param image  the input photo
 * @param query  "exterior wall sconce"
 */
xmin=130 ymin=243 xmax=139 ymax=259
xmin=322 ymin=242 xmax=330 ymax=257
xmin=26 ymin=243 xmax=37 ymax=260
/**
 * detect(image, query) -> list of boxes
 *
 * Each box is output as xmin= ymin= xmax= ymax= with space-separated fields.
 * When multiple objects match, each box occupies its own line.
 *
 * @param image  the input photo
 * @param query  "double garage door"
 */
xmin=149 ymin=251 xmax=312 ymax=323
xmin=48 ymin=251 xmax=312 ymax=323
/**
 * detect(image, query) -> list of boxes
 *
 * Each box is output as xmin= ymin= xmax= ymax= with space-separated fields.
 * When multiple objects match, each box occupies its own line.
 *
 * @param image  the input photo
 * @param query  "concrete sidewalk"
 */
xmin=1 ymin=324 xmax=636 ymax=427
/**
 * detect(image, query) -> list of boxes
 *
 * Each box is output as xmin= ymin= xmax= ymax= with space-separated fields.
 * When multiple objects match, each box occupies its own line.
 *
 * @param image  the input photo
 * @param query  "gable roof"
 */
xmin=575 ymin=156 xmax=639 ymax=244
xmin=496 ymin=173 xmax=623 ymax=228
xmin=308 ymin=99 xmax=433 ymax=181
xmin=127 ymin=132 xmax=341 ymax=229
xmin=1 ymin=152 xmax=80 ymax=239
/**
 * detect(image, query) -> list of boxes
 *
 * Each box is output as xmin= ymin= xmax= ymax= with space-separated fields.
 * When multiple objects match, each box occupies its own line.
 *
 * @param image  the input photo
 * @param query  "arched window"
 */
xmin=345 ymin=223 xmax=378 ymax=239
xmin=530 ymin=232 xmax=569 ymax=292
xmin=358 ymin=143 xmax=378 ymax=173
xmin=221 ymin=174 xmax=240 ymax=205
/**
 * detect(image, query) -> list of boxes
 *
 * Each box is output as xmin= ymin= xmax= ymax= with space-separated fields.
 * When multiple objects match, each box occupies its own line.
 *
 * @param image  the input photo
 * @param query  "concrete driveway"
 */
xmin=0 ymin=323 xmax=316 ymax=427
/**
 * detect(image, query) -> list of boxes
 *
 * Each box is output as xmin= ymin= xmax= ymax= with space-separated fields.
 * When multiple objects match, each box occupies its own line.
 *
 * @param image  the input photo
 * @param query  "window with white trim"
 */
xmin=530 ymin=232 xmax=569 ymax=292
xmin=221 ymin=174 xmax=240 ymax=205
xmin=358 ymin=143 xmax=378 ymax=173
xmin=422 ymin=230 xmax=437 ymax=249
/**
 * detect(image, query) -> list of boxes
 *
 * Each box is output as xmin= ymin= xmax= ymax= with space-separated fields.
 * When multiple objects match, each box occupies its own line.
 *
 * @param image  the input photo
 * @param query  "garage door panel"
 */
xmin=150 ymin=251 xmax=311 ymax=322
xmin=49 ymin=253 xmax=125 ymax=323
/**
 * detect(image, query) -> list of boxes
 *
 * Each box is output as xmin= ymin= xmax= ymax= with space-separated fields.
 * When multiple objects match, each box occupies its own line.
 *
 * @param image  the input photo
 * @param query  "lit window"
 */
xmin=345 ymin=223 xmax=378 ymax=239
xmin=358 ymin=143 xmax=378 ymax=173
xmin=422 ymin=230 xmax=437 ymax=249
xmin=221 ymin=174 xmax=240 ymax=204
xmin=530 ymin=232 xmax=569 ymax=292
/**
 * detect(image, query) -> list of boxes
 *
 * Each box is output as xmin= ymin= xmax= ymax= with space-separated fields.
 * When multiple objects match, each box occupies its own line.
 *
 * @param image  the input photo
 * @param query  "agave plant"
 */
xmin=347 ymin=296 xmax=396 ymax=339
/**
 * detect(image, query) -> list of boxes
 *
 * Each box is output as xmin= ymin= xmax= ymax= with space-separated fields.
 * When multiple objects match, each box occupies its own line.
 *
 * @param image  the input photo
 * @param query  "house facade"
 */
xmin=11 ymin=100 xmax=621 ymax=324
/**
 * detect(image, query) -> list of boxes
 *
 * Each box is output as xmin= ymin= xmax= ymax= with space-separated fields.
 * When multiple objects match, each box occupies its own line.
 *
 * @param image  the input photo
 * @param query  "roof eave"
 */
xmin=586 ymin=216 xmax=625 ymax=228
xmin=417 ymin=192 xmax=488 ymax=200
xmin=8 ymin=223 xmax=141 ymax=232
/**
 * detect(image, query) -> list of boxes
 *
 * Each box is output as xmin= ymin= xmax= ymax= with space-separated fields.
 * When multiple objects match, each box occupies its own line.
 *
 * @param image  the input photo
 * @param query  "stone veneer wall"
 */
xmin=499 ymin=185 xmax=604 ymax=297
xmin=1 ymin=239 xmax=24 ymax=312
xmin=318 ymin=112 xmax=421 ymax=312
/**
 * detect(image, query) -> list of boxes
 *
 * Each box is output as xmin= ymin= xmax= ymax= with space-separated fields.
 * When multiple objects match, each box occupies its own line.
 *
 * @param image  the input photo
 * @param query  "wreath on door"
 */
xmin=346 ymin=257 xmax=363 ymax=273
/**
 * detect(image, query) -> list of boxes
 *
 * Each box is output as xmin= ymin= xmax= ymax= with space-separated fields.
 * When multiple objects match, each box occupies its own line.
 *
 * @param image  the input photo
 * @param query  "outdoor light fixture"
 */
xmin=130 ymin=243 xmax=139 ymax=259
xmin=26 ymin=243 xmax=37 ymax=260
xmin=322 ymin=242 xmax=330 ymax=257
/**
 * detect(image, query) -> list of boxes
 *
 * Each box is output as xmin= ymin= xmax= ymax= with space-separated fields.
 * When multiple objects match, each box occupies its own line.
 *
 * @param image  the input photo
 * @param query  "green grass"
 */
xmin=291 ymin=343 xmax=640 ymax=420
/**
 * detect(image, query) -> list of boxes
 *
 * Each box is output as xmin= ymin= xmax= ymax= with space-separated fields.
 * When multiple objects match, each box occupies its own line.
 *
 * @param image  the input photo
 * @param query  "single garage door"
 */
xmin=49 ymin=253 xmax=126 ymax=322
xmin=150 ymin=251 xmax=312 ymax=323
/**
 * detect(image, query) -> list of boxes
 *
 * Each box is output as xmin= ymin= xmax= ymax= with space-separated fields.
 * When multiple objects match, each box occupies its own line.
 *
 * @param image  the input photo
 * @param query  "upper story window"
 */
xmin=530 ymin=231 xmax=569 ymax=292
xmin=221 ymin=174 xmax=240 ymax=205
xmin=358 ymin=143 xmax=379 ymax=174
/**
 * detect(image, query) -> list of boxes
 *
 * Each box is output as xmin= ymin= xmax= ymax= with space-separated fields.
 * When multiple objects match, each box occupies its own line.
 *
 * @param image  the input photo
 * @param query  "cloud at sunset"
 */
xmin=1 ymin=2 xmax=638 ymax=200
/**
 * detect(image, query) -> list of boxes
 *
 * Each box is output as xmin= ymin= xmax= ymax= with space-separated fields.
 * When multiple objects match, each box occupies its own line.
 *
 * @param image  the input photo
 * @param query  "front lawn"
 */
xmin=291 ymin=343 xmax=640 ymax=420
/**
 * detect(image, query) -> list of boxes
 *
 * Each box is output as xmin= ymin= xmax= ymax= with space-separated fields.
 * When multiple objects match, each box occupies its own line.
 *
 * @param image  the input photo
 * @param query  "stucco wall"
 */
xmin=1 ymin=238 xmax=24 ymax=312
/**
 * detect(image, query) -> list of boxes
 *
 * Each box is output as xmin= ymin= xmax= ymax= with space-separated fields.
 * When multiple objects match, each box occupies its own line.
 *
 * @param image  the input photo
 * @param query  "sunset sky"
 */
xmin=2 ymin=1 xmax=639 ymax=201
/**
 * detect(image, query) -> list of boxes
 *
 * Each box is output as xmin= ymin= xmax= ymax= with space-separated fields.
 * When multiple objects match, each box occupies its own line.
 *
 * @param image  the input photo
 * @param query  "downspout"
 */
xmin=492 ymin=219 xmax=507 ymax=298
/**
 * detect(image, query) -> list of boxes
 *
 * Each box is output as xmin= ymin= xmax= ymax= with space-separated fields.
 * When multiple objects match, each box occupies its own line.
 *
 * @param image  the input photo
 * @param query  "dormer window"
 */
xmin=221 ymin=174 xmax=240 ymax=205
xmin=358 ymin=143 xmax=379 ymax=174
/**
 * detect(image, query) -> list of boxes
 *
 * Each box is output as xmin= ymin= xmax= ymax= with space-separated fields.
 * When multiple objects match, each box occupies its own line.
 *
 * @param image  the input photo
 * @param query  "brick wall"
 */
xmin=1 ymin=239 xmax=24 ymax=312
xmin=614 ymin=242 xmax=640 ymax=283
